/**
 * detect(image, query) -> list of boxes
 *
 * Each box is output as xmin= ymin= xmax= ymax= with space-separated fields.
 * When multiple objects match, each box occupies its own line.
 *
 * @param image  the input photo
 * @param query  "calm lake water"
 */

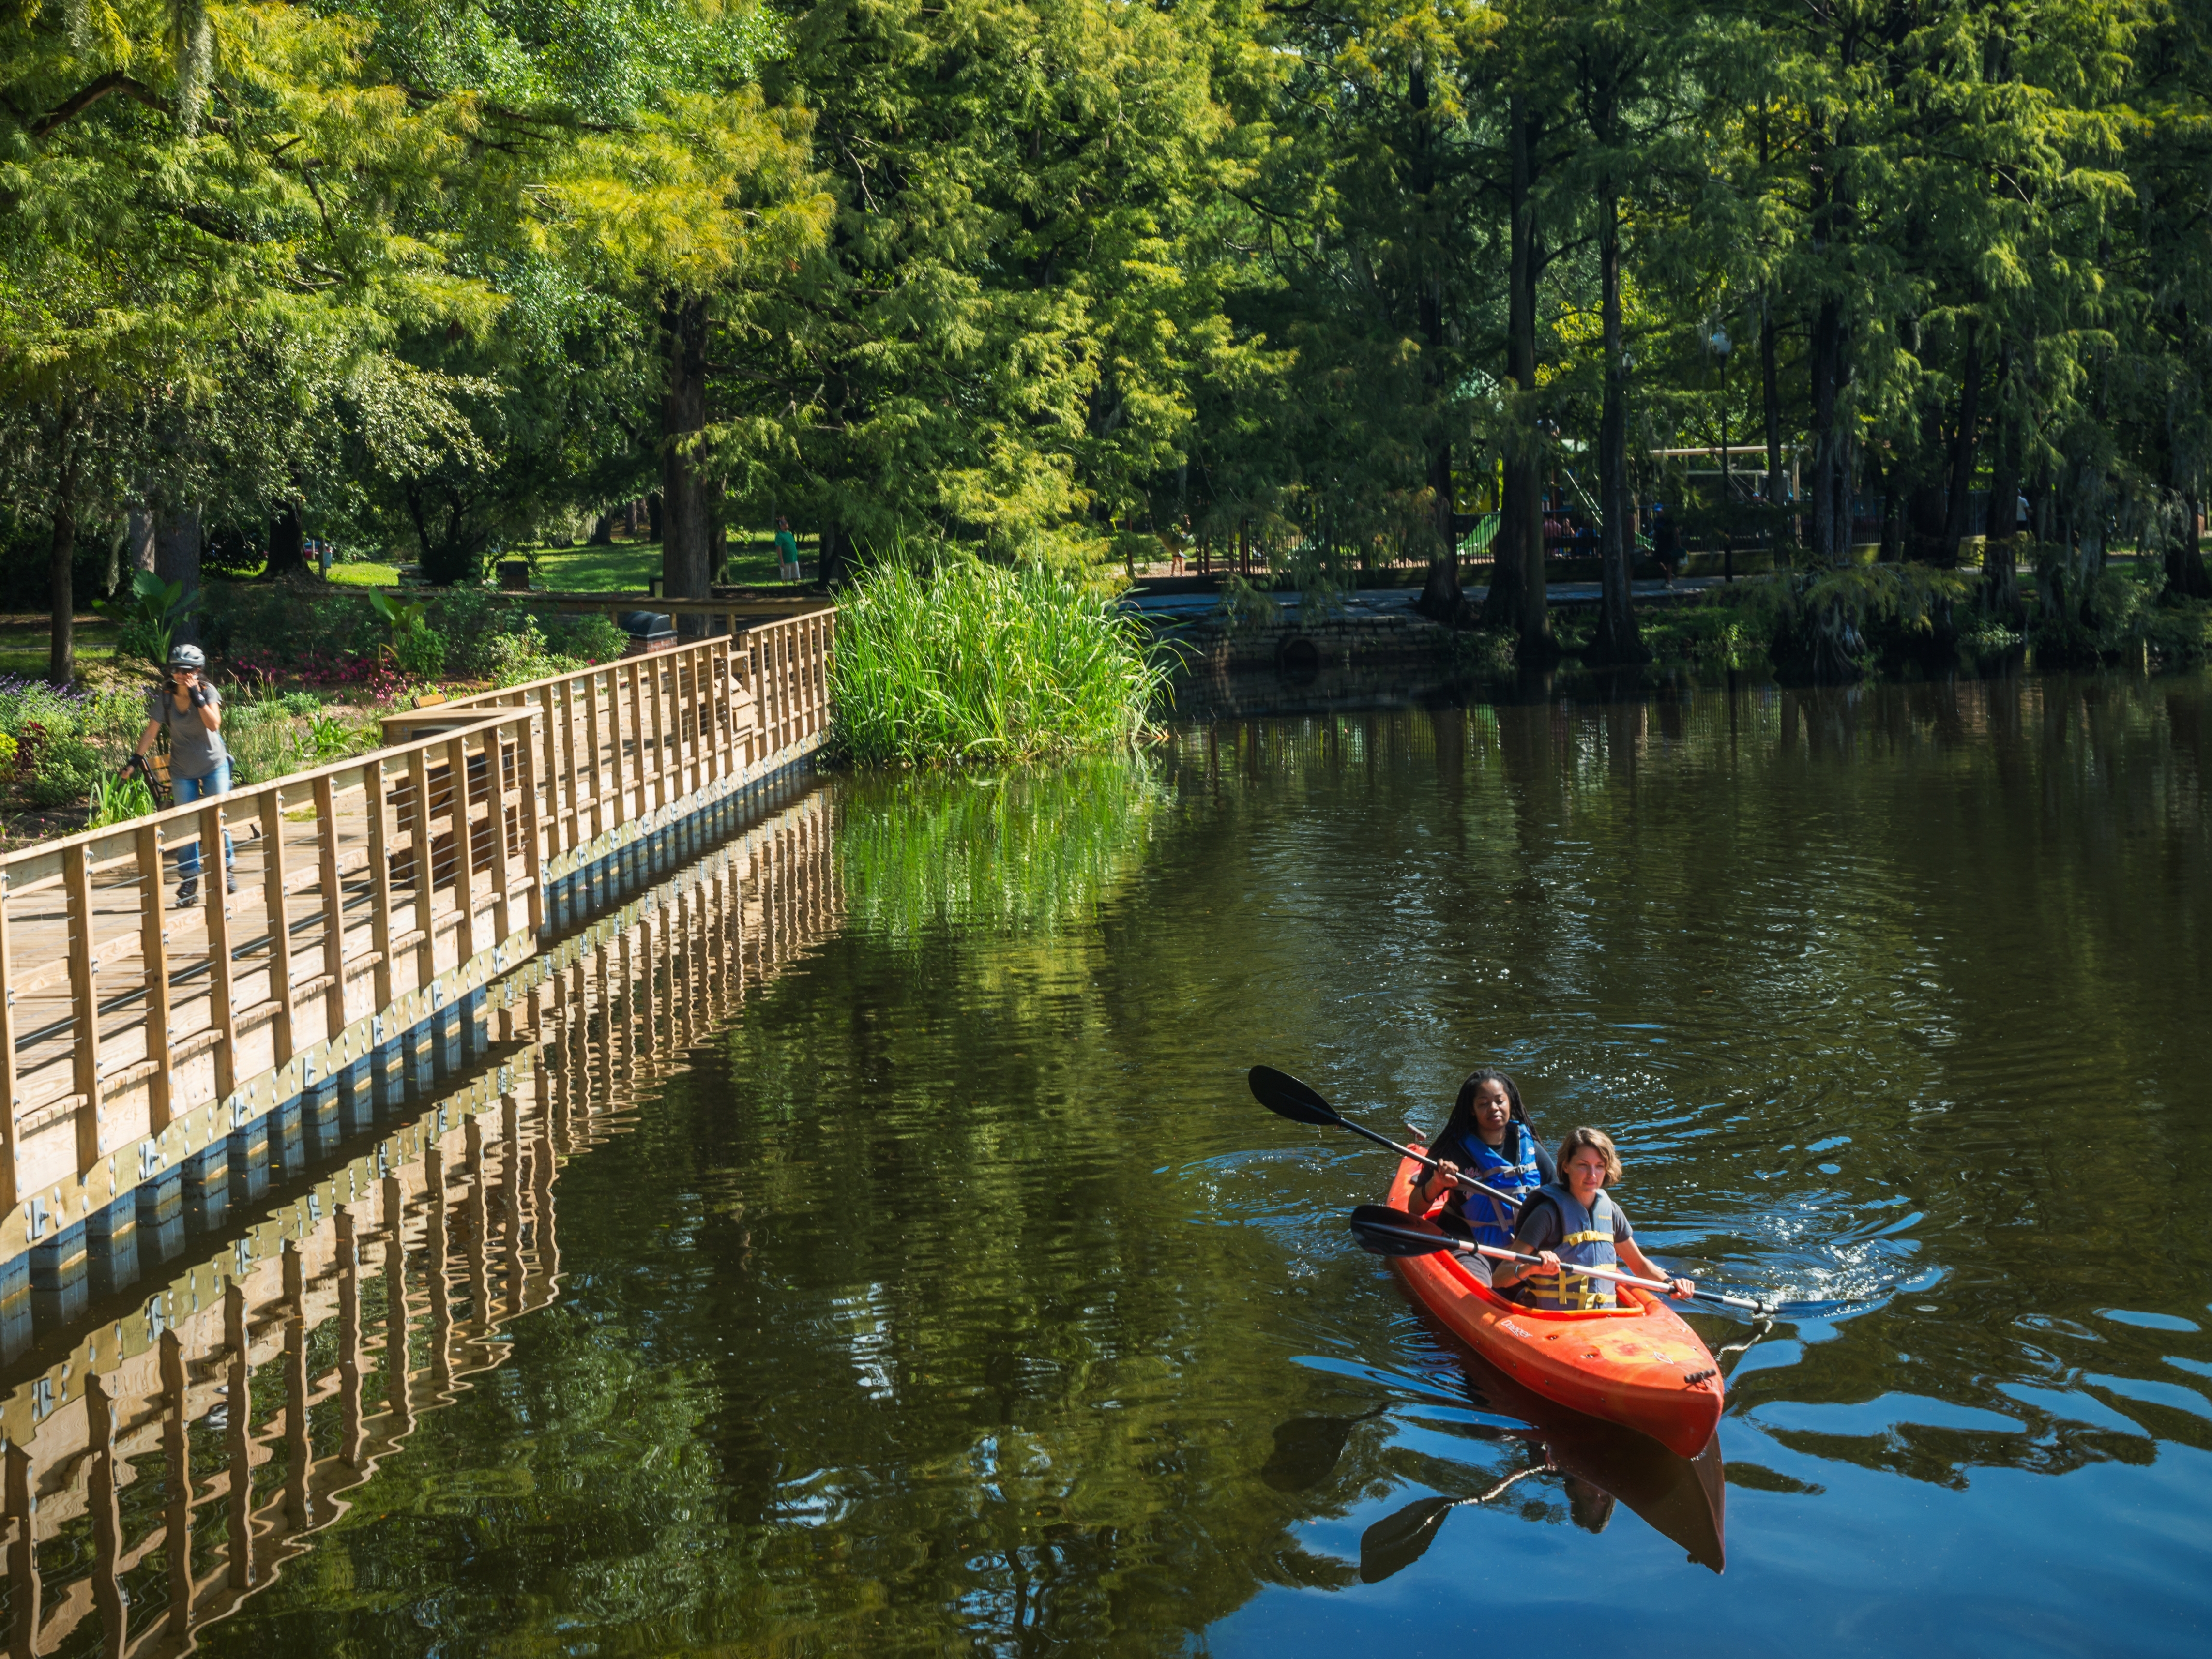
xmin=197 ymin=670 xmax=2211 ymax=1657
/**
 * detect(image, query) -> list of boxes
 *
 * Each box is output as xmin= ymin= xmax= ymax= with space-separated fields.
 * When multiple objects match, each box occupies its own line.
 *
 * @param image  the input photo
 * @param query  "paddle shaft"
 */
xmin=1328 ymin=1115 xmax=1525 ymax=1212
xmin=1360 ymin=1216 xmax=1772 ymax=1314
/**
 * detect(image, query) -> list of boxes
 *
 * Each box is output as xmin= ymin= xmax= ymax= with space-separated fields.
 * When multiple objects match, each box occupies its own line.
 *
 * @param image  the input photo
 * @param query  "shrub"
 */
xmin=394 ymin=626 xmax=449 ymax=680
xmin=27 ymin=733 xmax=102 ymax=807
xmin=541 ymin=612 xmax=629 ymax=664
xmin=830 ymin=558 xmax=1167 ymax=765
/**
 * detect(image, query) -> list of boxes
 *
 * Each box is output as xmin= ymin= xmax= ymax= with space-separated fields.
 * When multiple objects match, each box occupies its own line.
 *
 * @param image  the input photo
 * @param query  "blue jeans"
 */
xmin=173 ymin=759 xmax=236 ymax=883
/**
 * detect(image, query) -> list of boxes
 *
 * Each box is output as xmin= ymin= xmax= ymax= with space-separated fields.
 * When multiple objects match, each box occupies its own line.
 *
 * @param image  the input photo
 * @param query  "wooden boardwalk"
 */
xmin=0 ymin=605 xmax=833 ymax=1323
xmin=0 ymin=786 xmax=840 ymax=1657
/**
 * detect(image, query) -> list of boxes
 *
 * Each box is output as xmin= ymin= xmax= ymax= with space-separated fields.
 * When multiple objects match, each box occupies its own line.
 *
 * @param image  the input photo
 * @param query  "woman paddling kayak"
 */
xmin=1407 ymin=1069 xmax=1555 ymax=1260
xmin=1490 ymin=1127 xmax=1696 ymax=1308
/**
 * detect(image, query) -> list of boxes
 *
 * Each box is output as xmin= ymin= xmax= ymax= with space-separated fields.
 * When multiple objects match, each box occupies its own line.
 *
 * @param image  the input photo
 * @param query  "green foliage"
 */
xmin=1218 ymin=576 xmax=1283 ymax=641
xmin=393 ymin=626 xmax=450 ymax=680
xmin=542 ymin=612 xmax=631 ymax=664
xmin=109 ymin=571 xmax=202 ymax=671
xmin=25 ymin=732 xmax=101 ymax=807
xmin=830 ymin=560 xmax=1167 ymax=765
xmin=87 ymin=769 xmax=157 ymax=828
xmin=223 ymin=693 xmax=378 ymax=785
xmin=1751 ymin=567 xmax=1980 ymax=683
xmin=838 ymin=757 xmax=1163 ymax=941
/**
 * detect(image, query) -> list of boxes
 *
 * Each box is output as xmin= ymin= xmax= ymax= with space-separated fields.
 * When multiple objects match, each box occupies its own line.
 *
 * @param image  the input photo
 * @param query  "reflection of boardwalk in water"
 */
xmin=0 ymin=788 xmax=839 ymax=1657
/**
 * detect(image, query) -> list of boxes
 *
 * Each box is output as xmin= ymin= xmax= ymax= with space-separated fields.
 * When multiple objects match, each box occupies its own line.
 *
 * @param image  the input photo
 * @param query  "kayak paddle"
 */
xmin=1247 ymin=1066 xmax=1524 ymax=1211
xmin=1358 ymin=1464 xmax=1550 ymax=1584
xmin=1348 ymin=1204 xmax=1781 ymax=1317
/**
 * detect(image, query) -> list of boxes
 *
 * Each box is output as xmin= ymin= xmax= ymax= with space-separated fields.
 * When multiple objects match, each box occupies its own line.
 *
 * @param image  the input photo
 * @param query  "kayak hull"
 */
xmin=1385 ymin=1154 xmax=1725 ymax=1459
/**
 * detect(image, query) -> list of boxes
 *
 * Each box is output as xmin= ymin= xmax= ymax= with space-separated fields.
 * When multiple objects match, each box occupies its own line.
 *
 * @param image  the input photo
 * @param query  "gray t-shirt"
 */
xmin=147 ymin=684 xmax=229 ymax=780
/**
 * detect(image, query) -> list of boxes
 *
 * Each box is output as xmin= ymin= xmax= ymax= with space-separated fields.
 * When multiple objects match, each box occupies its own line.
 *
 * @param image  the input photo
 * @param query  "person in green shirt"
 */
xmin=774 ymin=517 xmax=802 ymax=583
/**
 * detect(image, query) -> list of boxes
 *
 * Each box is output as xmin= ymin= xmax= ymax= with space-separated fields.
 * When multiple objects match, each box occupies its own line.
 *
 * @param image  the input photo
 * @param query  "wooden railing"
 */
xmin=0 ymin=604 xmax=833 ymax=1292
xmin=0 ymin=792 xmax=839 ymax=1656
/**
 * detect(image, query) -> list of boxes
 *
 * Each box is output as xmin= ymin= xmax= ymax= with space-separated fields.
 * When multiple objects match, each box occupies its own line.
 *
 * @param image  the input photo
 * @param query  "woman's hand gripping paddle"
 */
xmin=1246 ymin=1066 xmax=1524 ymax=1212
xmin=1348 ymin=1205 xmax=1782 ymax=1317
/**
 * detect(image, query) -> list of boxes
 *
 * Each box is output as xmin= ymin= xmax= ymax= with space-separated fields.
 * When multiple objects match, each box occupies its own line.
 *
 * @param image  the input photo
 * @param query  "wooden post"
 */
xmin=136 ymin=822 xmax=176 ymax=1132
xmin=6 ymin=1439 xmax=39 ymax=1659
xmin=583 ymin=671 xmax=606 ymax=841
xmin=65 ymin=842 xmax=105 ymax=1168
xmin=446 ymin=735 xmax=477 ymax=963
xmin=225 ymin=1279 xmax=252 ymax=1588
xmin=622 ymin=662 xmax=645 ymax=821
xmin=258 ymin=789 xmax=297 ymax=1068
xmin=204 ymin=799 xmax=238 ymax=1101
xmin=283 ymin=1239 xmax=310 ymax=1529
xmin=465 ymin=1113 xmax=489 ymax=1326
xmin=425 ymin=1146 xmax=451 ymax=1394
xmin=517 ymin=714 xmax=545 ymax=938
xmin=314 ymin=776 xmax=346 ymax=1039
xmin=650 ymin=655 xmax=671 ymax=812
xmin=501 ymin=1092 xmax=524 ymax=1318
xmin=337 ymin=1206 xmax=363 ymax=1465
xmin=406 ymin=746 xmax=435 ymax=989
xmin=161 ymin=1328 xmax=190 ymax=1644
xmin=365 ymin=757 xmax=395 ymax=1010
xmin=555 ymin=680 xmax=581 ymax=856
xmin=535 ymin=685 xmax=561 ymax=862
xmin=87 ymin=1371 xmax=125 ymax=1656
xmin=488 ymin=727 xmax=515 ymax=945
xmin=1 ymin=871 xmax=21 ymax=1211
xmin=384 ymin=1208 xmax=411 ymax=1434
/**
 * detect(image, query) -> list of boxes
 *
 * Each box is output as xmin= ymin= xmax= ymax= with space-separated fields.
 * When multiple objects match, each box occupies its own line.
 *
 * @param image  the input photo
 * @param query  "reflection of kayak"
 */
xmin=1386 ymin=1153 xmax=1725 ymax=1459
xmin=1455 ymin=1341 xmax=1726 ymax=1571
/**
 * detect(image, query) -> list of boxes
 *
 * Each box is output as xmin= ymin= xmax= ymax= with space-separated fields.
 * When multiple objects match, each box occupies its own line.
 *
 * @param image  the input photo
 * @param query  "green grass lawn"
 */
xmin=0 ymin=615 xmax=122 ymax=683
xmin=325 ymin=531 xmax=809 ymax=593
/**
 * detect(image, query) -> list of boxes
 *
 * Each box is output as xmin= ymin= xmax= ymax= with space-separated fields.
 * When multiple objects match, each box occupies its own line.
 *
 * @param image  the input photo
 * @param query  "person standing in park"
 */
xmin=127 ymin=644 xmax=235 ymax=906
xmin=775 ymin=517 xmax=803 ymax=583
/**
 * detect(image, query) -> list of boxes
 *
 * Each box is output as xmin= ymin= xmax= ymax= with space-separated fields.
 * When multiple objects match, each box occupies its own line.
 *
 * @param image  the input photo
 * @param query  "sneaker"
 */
xmin=176 ymin=877 xmax=199 ymax=909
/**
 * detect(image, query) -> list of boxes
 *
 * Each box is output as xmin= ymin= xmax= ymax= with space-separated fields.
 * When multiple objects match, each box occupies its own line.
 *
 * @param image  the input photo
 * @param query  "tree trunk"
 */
xmin=48 ymin=473 xmax=77 ymax=690
xmin=126 ymin=505 xmax=155 ymax=578
xmin=660 ymin=295 xmax=712 ymax=629
xmin=1761 ymin=297 xmax=1786 ymax=547
xmin=2171 ymin=494 xmax=2212 ymax=601
xmin=266 ymin=500 xmax=309 ymax=580
xmin=1409 ymin=61 xmax=1461 ymax=623
xmin=819 ymin=523 xmax=854 ymax=588
xmin=155 ymin=501 xmax=202 ymax=644
xmin=1806 ymin=106 xmax=1855 ymax=568
xmin=1485 ymin=98 xmax=1549 ymax=658
xmin=646 ymin=493 xmax=664 ymax=544
xmin=1590 ymin=184 xmax=1644 ymax=664
xmin=1982 ymin=342 xmax=2024 ymax=623
xmin=1940 ymin=325 xmax=1982 ymax=564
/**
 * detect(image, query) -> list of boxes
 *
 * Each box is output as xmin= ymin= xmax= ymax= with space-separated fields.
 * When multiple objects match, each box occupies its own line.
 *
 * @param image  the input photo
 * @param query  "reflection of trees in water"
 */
xmin=837 ymin=757 xmax=1164 ymax=942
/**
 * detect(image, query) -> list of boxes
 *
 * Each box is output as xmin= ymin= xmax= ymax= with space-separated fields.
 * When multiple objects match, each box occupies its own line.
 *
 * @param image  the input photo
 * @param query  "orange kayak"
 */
xmin=1386 ymin=1152 xmax=1726 ymax=1459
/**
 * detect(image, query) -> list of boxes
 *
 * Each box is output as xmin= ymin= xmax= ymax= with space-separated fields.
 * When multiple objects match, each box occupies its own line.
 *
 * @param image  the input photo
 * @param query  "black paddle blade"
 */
xmin=1348 ymin=1205 xmax=1457 ymax=1259
xmin=1359 ymin=1493 xmax=1462 ymax=1584
xmin=1260 ymin=1413 xmax=1365 ymax=1493
xmin=1247 ymin=1066 xmax=1344 ymax=1129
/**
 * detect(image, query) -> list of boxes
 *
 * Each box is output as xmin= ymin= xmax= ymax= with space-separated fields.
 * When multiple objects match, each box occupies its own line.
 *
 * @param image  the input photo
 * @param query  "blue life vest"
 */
xmin=1517 ymin=1183 xmax=1623 ymax=1311
xmin=1440 ymin=1121 xmax=1544 ymax=1251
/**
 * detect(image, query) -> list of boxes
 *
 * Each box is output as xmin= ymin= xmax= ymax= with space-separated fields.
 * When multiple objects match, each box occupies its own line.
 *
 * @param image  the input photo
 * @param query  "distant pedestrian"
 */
xmin=128 ymin=645 xmax=234 ymax=907
xmin=774 ymin=517 xmax=802 ymax=583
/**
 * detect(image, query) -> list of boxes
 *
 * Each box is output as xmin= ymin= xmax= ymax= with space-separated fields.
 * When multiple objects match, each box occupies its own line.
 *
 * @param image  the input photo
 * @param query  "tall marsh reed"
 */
xmin=830 ymin=561 xmax=1168 ymax=765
